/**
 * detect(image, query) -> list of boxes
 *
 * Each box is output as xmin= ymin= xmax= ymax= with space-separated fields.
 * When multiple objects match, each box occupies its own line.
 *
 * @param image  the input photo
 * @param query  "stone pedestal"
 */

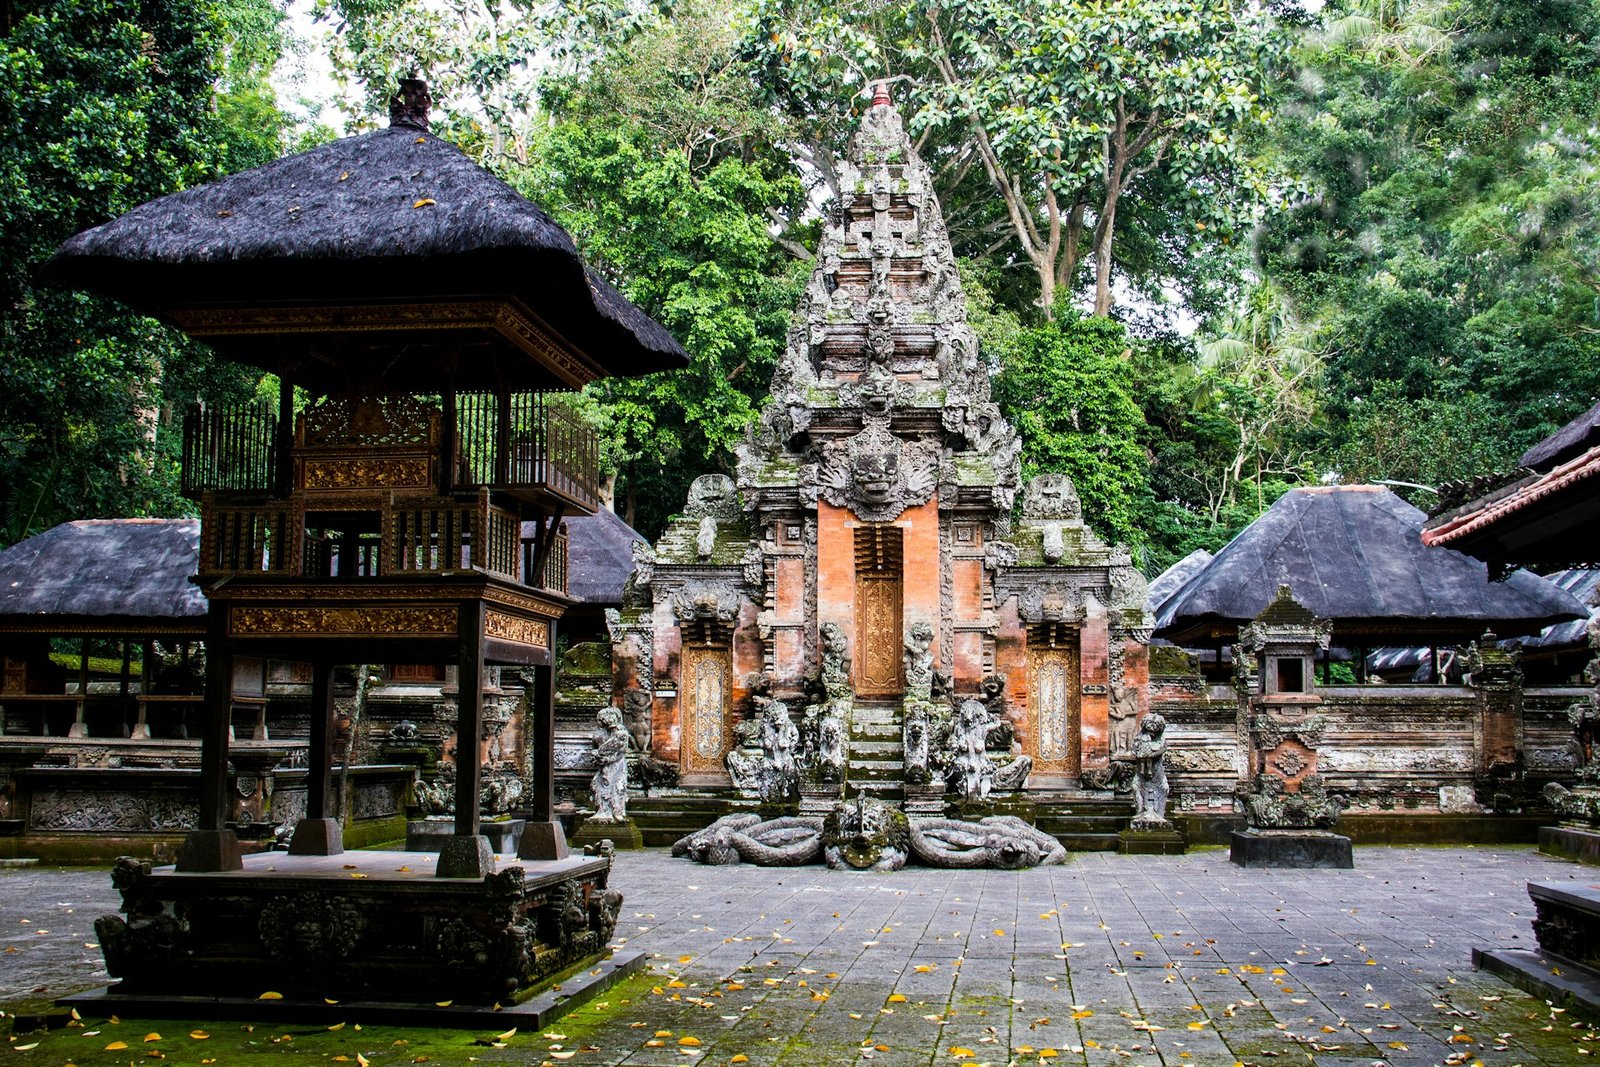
xmin=406 ymin=816 xmax=524 ymax=855
xmin=1119 ymin=827 xmax=1185 ymax=855
xmin=1475 ymin=880 xmax=1600 ymax=1017
xmin=799 ymin=786 xmax=842 ymax=817
xmin=1230 ymin=829 xmax=1352 ymax=868
xmin=173 ymin=828 xmax=243 ymax=872
xmin=517 ymin=819 xmax=570 ymax=861
xmin=1539 ymin=824 xmax=1600 ymax=865
xmin=903 ymin=783 xmax=944 ymax=818
xmin=436 ymin=834 xmax=493 ymax=878
xmin=572 ymin=816 xmax=643 ymax=850
xmin=287 ymin=817 xmax=344 ymax=856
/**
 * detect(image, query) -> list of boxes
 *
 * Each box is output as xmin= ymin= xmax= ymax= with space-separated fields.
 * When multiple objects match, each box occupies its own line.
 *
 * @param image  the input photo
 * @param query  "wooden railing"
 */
xmin=200 ymin=492 xmax=534 ymax=586
xmin=455 ymin=392 xmax=600 ymax=508
xmin=181 ymin=401 xmax=278 ymax=497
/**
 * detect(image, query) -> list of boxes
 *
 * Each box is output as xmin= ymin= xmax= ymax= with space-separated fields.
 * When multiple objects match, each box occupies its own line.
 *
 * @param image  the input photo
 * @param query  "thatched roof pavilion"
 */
xmin=1154 ymin=485 xmax=1585 ymax=647
xmin=0 ymin=520 xmax=204 ymax=633
xmin=46 ymin=83 xmax=686 ymax=392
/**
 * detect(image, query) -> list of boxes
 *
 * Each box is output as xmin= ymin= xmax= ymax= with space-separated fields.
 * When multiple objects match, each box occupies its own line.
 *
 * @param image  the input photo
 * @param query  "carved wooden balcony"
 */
xmin=181 ymin=393 xmax=601 ymax=512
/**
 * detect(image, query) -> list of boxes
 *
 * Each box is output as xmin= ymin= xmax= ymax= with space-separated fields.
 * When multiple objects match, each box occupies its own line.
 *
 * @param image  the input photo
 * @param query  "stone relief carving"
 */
xmin=758 ymin=700 xmax=799 ymax=803
xmin=1108 ymin=683 xmax=1140 ymax=759
xmin=822 ymin=797 xmax=910 ymax=871
xmin=948 ymin=699 xmax=995 ymax=802
xmin=670 ymin=580 xmax=742 ymax=624
xmin=818 ymin=415 xmax=940 ymax=523
xmin=1022 ymin=474 xmax=1083 ymax=521
xmin=258 ymin=891 xmax=367 ymax=970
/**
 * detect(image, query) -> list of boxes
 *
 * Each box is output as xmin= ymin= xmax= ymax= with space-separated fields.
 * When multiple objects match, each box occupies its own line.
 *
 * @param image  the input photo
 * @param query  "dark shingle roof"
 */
xmin=1154 ymin=486 xmax=1586 ymax=644
xmin=0 ymin=520 xmax=204 ymax=624
xmin=46 ymin=126 xmax=686 ymax=382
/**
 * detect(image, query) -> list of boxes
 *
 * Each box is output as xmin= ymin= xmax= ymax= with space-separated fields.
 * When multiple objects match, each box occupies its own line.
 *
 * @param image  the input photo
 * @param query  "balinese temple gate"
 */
xmin=616 ymin=87 xmax=1156 ymax=870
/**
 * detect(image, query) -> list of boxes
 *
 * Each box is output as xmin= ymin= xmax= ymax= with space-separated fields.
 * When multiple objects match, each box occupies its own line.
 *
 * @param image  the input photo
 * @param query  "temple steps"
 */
xmin=845 ymin=699 xmax=905 ymax=803
xmin=1032 ymin=800 xmax=1139 ymax=852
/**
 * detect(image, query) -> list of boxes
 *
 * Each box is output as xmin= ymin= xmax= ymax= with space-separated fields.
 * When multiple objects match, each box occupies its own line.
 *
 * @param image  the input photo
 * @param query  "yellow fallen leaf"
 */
xmin=338 ymin=171 xmax=349 ymax=182
xmin=725 ymin=982 xmax=744 ymax=990
xmin=915 ymin=965 xmax=935 ymax=973
xmin=143 ymin=1034 xmax=162 ymax=1042
xmin=1187 ymin=1021 xmax=1208 ymax=1030
xmin=992 ymin=929 xmax=1007 ymax=937
xmin=413 ymin=198 xmax=436 ymax=209
xmin=888 ymin=994 xmax=907 ymax=1003
xmin=730 ymin=1057 xmax=749 ymax=1064
xmin=667 ymin=980 xmax=687 ymax=988
xmin=679 ymin=1037 xmax=701 ymax=1047
xmin=12 ymin=1043 xmax=38 ymax=1051
xmin=655 ymin=1031 xmax=673 ymax=1038
xmin=328 ymin=1022 xmax=345 ymax=1031
xmin=258 ymin=991 xmax=283 ymax=1000
xmin=1038 ymin=1050 xmax=1059 ymax=1059
xmin=435 ymin=1000 xmax=453 ymax=1007
xmin=496 ymin=1028 xmax=516 ymax=1041
xmin=188 ymin=1032 xmax=208 ymax=1040
xmin=357 ymin=1055 xmax=370 ymax=1067
xmin=396 ymin=867 xmax=412 ymax=873
xmin=645 ymin=1040 xmax=665 ymax=1048
xmin=105 ymin=1042 xmax=129 ymax=1050
xmin=550 ymin=1053 xmax=576 ymax=1061
xmin=1388 ymin=1041 xmax=1409 ymax=1051
xmin=324 ymin=998 xmax=339 ymax=1005
xmin=949 ymin=1048 xmax=976 ymax=1059
xmin=1071 ymin=1010 xmax=1093 ymax=1020
xmin=679 ymin=955 xmax=693 ymax=964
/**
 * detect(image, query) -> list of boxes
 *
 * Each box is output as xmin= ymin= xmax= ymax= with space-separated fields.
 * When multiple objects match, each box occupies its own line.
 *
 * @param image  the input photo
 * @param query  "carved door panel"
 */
xmin=680 ymin=644 xmax=732 ymax=776
xmin=1028 ymin=645 xmax=1080 ymax=776
xmin=855 ymin=525 xmax=904 ymax=696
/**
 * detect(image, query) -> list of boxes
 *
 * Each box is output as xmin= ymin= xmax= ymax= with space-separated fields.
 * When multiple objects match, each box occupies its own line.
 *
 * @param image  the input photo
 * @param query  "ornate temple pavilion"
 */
xmin=45 ymin=79 xmax=685 ymax=1013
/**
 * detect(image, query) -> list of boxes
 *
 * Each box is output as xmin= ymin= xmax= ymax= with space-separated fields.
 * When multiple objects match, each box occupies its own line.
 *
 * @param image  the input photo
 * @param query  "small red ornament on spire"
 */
xmin=871 ymin=80 xmax=893 ymax=107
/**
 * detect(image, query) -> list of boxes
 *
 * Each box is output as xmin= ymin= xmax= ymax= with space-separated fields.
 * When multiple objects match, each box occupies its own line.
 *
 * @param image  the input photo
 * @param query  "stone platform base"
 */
xmin=1539 ymin=824 xmax=1600 ymax=865
xmin=62 ymin=950 xmax=644 ymax=1028
xmin=572 ymin=817 xmax=644 ymax=850
xmin=89 ymin=849 xmax=620 ymax=1006
xmin=406 ymin=817 xmax=525 ymax=854
xmin=1230 ymin=830 xmax=1353 ymax=868
xmin=1119 ymin=828 xmax=1186 ymax=855
xmin=1473 ymin=948 xmax=1600 ymax=1020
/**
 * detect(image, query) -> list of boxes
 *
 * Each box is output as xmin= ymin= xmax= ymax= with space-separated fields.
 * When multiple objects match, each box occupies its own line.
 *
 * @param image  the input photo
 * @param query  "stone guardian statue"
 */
xmin=590 ymin=707 xmax=630 ymax=823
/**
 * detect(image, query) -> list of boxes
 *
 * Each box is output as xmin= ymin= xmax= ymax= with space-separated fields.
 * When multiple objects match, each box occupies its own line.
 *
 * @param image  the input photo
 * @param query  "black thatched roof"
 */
xmin=0 ymin=520 xmax=205 ymax=629
xmin=46 ymin=125 xmax=686 ymax=387
xmin=1520 ymin=397 xmax=1600 ymax=471
xmin=525 ymin=507 xmax=644 ymax=606
xmin=1146 ymin=549 xmax=1212 ymax=614
xmin=1154 ymin=485 xmax=1586 ymax=645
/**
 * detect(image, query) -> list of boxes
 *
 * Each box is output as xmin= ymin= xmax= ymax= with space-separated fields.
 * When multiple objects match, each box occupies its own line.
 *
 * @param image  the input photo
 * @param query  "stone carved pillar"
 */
xmin=1466 ymin=632 xmax=1524 ymax=802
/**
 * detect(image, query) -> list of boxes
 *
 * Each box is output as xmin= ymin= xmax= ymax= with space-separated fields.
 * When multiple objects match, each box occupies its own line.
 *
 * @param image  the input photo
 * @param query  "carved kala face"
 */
xmin=852 ymin=446 xmax=898 ymax=502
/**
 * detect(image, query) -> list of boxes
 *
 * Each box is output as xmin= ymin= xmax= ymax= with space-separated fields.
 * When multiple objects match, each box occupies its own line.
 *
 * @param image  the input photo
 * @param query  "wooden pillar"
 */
xmin=519 ymin=618 xmax=569 ymax=860
xmin=276 ymin=374 xmax=295 ymax=496
xmin=288 ymin=659 xmax=343 ymax=855
xmin=130 ymin=640 xmax=152 ymax=740
xmin=439 ymin=600 xmax=491 ymax=877
xmin=441 ymin=380 xmax=456 ymax=494
xmin=68 ymin=639 xmax=88 ymax=738
xmin=174 ymin=619 xmax=242 ymax=871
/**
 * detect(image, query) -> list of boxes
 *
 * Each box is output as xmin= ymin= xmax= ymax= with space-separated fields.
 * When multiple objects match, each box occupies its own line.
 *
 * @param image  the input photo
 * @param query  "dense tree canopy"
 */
xmin=3 ymin=0 xmax=1597 ymax=578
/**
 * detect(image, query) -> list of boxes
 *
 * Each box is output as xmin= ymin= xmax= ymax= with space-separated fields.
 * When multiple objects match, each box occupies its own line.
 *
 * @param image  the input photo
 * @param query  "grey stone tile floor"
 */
xmin=4 ymin=844 xmax=1598 ymax=1066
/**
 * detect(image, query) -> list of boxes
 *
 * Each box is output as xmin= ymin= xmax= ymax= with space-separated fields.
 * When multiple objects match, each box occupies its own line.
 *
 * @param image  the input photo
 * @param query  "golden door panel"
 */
xmin=856 ymin=577 xmax=903 ymax=695
xmin=1029 ymin=647 xmax=1080 ymax=775
xmin=681 ymin=644 xmax=732 ymax=776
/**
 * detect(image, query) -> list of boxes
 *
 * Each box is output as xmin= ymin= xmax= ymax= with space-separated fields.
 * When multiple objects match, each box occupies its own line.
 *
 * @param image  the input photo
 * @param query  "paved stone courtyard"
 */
xmin=3 ymin=845 xmax=1598 ymax=1066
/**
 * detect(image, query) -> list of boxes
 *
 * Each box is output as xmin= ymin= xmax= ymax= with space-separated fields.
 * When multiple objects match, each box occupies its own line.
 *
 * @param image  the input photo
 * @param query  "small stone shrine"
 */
xmin=608 ymin=85 xmax=1156 ymax=868
xmin=1230 ymin=587 xmax=1353 ymax=868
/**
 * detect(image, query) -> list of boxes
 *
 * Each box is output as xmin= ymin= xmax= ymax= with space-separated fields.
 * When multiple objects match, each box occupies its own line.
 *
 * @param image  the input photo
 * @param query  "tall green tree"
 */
xmin=0 ymin=0 xmax=283 ymax=544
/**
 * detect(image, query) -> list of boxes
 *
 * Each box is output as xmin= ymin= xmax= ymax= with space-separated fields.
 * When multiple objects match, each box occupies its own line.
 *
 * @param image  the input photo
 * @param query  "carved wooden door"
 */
xmin=680 ymin=644 xmax=732 ymax=776
xmin=1028 ymin=641 xmax=1080 ymax=776
xmin=854 ymin=525 xmax=904 ymax=696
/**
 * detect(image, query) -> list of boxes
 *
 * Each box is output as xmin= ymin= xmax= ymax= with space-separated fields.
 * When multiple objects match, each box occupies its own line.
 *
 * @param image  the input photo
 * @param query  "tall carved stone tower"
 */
xmin=620 ymin=88 xmax=1153 ymax=809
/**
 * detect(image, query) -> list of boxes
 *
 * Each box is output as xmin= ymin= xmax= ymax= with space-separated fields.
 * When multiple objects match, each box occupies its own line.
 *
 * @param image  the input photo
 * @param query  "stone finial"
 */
xmin=389 ymin=77 xmax=432 ymax=131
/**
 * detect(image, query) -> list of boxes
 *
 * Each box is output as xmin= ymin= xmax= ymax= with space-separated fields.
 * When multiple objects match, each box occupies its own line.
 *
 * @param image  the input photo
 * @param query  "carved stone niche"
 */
xmin=817 ymin=414 xmax=940 ymax=523
xmin=669 ymin=577 xmax=744 ymax=646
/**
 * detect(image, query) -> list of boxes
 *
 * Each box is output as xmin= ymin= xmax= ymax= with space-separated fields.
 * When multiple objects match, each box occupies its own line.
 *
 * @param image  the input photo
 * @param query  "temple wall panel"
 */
xmin=952 ymin=631 xmax=985 ymax=692
xmin=775 ymin=558 xmax=806 ymax=623
xmin=815 ymin=501 xmax=855 ymax=643
xmin=993 ymin=599 xmax=1030 ymax=752
xmin=651 ymin=598 xmax=681 ymax=762
xmin=900 ymin=500 xmax=942 ymax=658
xmin=1079 ymin=610 xmax=1110 ymax=770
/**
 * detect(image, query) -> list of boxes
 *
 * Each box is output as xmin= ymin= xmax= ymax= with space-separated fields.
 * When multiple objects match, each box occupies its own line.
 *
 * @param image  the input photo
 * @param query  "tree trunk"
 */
xmin=1093 ymin=194 xmax=1118 ymax=316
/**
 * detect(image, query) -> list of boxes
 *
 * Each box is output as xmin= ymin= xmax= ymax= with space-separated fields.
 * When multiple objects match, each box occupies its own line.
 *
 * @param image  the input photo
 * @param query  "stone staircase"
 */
xmin=846 ymin=699 xmax=905 ymax=803
xmin=1032 ymin=795 xmax=1139 ymax=851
